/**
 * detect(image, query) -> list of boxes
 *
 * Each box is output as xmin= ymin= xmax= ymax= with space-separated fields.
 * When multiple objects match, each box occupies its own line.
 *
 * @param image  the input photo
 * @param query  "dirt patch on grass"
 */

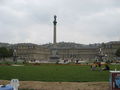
xmin=0 ymin=80 xmax=109 ymax=90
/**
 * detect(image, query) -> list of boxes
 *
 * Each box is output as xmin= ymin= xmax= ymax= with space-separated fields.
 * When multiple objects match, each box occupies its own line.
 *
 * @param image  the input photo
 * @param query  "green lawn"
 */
xmin=0 ymin=64 xmax=119 ymax=82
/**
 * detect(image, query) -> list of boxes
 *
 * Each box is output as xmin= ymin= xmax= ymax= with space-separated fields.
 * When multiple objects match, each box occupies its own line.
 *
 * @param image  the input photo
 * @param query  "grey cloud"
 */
xmin=0 ymin=0 xmax=120 ymax=44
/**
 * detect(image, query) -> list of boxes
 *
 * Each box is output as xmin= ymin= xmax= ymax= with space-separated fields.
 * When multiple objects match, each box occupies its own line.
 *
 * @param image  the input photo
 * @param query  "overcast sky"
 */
xmin=0 ymin=0 xmax=120 ymax=44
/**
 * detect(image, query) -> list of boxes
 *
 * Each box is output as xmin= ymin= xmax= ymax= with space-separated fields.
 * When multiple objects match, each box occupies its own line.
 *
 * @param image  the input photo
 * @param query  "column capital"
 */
xmin=53 ymin=15 xmax=57 ymax=25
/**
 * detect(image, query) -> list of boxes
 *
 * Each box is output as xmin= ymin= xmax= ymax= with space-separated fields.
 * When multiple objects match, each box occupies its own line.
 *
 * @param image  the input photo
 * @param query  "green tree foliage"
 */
xmin=0 ymin=47 xmax=13 ymax=59
xmin=115 ymin=47 xmax=120 ymax=57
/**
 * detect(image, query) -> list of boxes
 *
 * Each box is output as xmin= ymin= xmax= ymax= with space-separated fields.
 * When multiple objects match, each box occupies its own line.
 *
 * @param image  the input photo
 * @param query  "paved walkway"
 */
xmin=0 ymin=80 xmax=109 ymax=90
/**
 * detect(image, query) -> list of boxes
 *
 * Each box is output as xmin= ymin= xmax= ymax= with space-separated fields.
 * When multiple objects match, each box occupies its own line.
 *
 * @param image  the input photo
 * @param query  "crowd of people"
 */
xmin=91 ymin=62 xmax=110 ymax=71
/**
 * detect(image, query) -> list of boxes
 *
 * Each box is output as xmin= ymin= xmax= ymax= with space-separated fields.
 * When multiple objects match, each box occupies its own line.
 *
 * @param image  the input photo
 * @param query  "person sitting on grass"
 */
xmin=97 ymin=62 xmax=102 ymax=71
xmin=102 ymin=63 xmax=110 ymax=71
xmin=91 ymin=62 xmax=97 ymax=71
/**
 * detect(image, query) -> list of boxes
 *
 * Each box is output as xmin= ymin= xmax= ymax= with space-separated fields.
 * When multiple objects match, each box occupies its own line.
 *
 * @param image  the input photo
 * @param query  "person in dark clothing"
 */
xmin=103 ymin=64 xmax=110 ymax=71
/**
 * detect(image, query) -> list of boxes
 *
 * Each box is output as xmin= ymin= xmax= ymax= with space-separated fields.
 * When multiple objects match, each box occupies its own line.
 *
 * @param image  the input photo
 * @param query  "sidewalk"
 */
xmin=0 ymin=80 xmax=109 ymax=90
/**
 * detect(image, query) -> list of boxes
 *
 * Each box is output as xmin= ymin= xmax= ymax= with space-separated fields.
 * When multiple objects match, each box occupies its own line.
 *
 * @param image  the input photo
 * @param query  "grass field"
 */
xmin=0 ymin=64 xmax=120 ymax=82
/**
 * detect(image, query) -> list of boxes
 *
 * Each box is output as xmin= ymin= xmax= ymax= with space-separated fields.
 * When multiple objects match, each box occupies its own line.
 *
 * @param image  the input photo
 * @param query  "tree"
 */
xmin=115 ymin=47 xmax=120 ymax=57
xmin=0 ymin=47 xmax=13 ymax=60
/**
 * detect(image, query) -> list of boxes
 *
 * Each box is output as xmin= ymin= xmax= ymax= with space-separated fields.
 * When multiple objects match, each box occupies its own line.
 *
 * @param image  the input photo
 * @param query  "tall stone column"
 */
xmin=53 ymin=15 xmax=57 ymax=56
xmin=49 ymin=15 xmax=59 ymax=63
xmin=53 ymin=15 xmax=57 ymax=45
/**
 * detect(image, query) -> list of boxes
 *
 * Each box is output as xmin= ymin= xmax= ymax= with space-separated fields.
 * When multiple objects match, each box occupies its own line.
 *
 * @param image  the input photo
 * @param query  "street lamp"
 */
xmin=13 ymin=49 xmax=17 ymax=64
xmin=98 ymin=48 xmax=104 ymax=62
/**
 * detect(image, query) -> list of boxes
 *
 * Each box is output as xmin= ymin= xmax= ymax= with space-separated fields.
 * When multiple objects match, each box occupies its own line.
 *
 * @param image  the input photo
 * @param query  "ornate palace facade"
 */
xmin=11 ymin=43 xmax=50 ymax=61
xmin=9 ymin=41 xmax=120 ymax=62
xmin=101 ymin=41 xmax=120 ymax=61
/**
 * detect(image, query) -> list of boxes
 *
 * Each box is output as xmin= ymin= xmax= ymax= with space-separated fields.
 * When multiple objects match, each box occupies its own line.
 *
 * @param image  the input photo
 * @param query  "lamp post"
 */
xmin=13 ymin=49 xmax=17 ymax=64
xmin=98 ymin=48 xmax=104 ymax=62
